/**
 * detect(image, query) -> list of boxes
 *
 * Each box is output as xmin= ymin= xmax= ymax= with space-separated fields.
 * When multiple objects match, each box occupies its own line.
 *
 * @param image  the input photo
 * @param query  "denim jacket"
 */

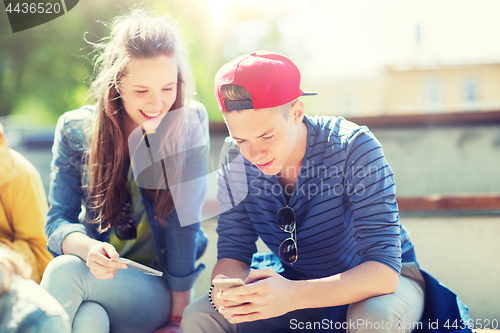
xmin=45 ymin=102 xmax=209 ymax=292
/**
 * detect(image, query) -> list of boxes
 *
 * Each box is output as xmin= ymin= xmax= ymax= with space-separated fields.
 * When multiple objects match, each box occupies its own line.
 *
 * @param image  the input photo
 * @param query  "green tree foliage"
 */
xmin=1 ymin=2 xmax=94 ymax=123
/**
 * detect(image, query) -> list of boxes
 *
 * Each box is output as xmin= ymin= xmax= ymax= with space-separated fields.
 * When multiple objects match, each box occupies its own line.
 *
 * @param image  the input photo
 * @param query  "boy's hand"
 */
xmin=212 ymin=275 xmax=247 ymax=310
xmin=217 ymin=268 xmax=297 ymax=324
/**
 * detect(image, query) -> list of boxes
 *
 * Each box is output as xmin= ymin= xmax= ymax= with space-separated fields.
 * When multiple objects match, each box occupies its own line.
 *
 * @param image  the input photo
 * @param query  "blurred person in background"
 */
xmin=40 ymin=7 xmax=209 ymax=333
xmin=0 ymin=246 xmax=70 ymax=332
xmin=0 ymin=123 xmax=53 ymax=284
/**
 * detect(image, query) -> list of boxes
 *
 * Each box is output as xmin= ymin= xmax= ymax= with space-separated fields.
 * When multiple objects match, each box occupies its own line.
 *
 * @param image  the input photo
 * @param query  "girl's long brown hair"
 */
xmin=86 ymin=8 xmax=194 ymax=230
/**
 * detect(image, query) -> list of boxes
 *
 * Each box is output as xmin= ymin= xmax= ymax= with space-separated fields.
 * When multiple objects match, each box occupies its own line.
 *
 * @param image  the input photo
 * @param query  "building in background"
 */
xmin=308 ymin=61 xmax=500 ymax=117
xmin=385 ymin=61 xmax=500 ymax=114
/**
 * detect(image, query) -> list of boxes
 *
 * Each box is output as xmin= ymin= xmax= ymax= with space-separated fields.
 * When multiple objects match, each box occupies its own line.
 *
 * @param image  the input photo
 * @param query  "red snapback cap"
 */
xmin=215 ymin=51 xmax=317 ymax=111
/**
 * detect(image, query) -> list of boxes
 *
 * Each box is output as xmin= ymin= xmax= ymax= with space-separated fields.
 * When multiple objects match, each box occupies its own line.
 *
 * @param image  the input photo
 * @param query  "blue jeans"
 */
xmin=41 ymin=255 xmax=171 ymax=333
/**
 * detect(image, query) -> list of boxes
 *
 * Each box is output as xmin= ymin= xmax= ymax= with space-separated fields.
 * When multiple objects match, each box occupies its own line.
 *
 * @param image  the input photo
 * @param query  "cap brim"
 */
xmin=301 ymin=91 xmax=317 ymax=96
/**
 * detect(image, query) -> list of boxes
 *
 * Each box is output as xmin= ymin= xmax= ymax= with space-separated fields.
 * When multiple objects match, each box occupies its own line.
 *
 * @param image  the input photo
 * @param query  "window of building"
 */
xmin=461 ymin=76 xmax=480 ymax=111
xmin=423 ymin=77 xmax=444 ymax=113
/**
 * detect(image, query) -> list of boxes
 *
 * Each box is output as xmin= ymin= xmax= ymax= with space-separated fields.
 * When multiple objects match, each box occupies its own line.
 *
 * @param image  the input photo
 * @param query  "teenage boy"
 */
xmin=183 ymin=51 xmax=426 ymax=333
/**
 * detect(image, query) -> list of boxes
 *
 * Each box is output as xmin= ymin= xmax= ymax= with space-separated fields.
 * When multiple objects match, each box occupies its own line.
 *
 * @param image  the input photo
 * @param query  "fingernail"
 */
xmin=121 ymin=265 xmax=127 ymax=269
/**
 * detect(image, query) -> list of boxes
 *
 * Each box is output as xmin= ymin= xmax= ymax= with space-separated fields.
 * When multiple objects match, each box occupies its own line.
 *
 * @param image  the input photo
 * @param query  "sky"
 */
xmin=206 ymin=0 xmax=500 ymax=79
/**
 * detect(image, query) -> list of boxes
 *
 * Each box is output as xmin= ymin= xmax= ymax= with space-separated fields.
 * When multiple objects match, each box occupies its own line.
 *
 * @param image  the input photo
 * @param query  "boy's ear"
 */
xmin=291 ymin=99 xmax=305 ymax=124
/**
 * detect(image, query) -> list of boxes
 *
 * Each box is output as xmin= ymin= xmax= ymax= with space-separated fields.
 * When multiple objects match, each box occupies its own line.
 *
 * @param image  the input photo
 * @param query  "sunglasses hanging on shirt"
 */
xmin=276 ymin=206 xmax=298 ymax=265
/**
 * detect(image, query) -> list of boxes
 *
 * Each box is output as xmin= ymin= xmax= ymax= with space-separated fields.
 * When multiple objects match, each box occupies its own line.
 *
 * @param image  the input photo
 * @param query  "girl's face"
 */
xmin=119 ymin=55 xmax=178 ymax=135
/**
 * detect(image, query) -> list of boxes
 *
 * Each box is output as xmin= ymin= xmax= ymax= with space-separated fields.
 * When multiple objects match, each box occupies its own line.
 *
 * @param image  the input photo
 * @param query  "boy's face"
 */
xmin=223 ymin=102 xmax=304 ymax=176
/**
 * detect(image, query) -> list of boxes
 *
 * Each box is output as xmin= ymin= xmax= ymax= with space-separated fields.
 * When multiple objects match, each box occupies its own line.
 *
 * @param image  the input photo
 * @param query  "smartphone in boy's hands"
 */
xmin=212 ymin=278 xmax=245 ymax=291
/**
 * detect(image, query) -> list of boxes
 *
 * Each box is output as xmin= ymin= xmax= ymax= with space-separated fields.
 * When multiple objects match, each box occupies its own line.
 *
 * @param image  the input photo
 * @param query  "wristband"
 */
xmin=169 ymin=315 xmax=182 ymax=327
xmin=208 ymin=284 xmax=219 ymax=312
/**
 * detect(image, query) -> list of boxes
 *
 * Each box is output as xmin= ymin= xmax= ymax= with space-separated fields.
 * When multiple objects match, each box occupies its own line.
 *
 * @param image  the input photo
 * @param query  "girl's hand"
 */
xmin=154 ymin=325 xmax=181 ymax=333
xmin=217 ymin=268 xmax=298 ymax=324
xmin=86 ymin=242 xmax=127 ymax=279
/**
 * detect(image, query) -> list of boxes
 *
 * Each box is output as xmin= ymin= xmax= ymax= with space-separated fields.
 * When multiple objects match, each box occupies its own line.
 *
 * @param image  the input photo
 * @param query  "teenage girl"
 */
xmin=41 ymin=8 xmax=209 ymax=333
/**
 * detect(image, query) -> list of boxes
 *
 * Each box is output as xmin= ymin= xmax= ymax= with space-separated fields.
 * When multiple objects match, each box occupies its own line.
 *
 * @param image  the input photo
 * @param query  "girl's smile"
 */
xmin=139 ymin=109 xmax=163 ymax=119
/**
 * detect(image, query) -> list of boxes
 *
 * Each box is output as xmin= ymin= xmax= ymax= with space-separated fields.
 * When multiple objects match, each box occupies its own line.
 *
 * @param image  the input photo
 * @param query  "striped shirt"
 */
xmin=216 ymin=115 xmax=415 ymax=278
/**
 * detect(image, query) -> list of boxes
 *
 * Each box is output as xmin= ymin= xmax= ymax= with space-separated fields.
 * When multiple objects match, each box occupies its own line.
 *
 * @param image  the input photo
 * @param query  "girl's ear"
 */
xmin=291 ymin=99 xmax=305 ymax=125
